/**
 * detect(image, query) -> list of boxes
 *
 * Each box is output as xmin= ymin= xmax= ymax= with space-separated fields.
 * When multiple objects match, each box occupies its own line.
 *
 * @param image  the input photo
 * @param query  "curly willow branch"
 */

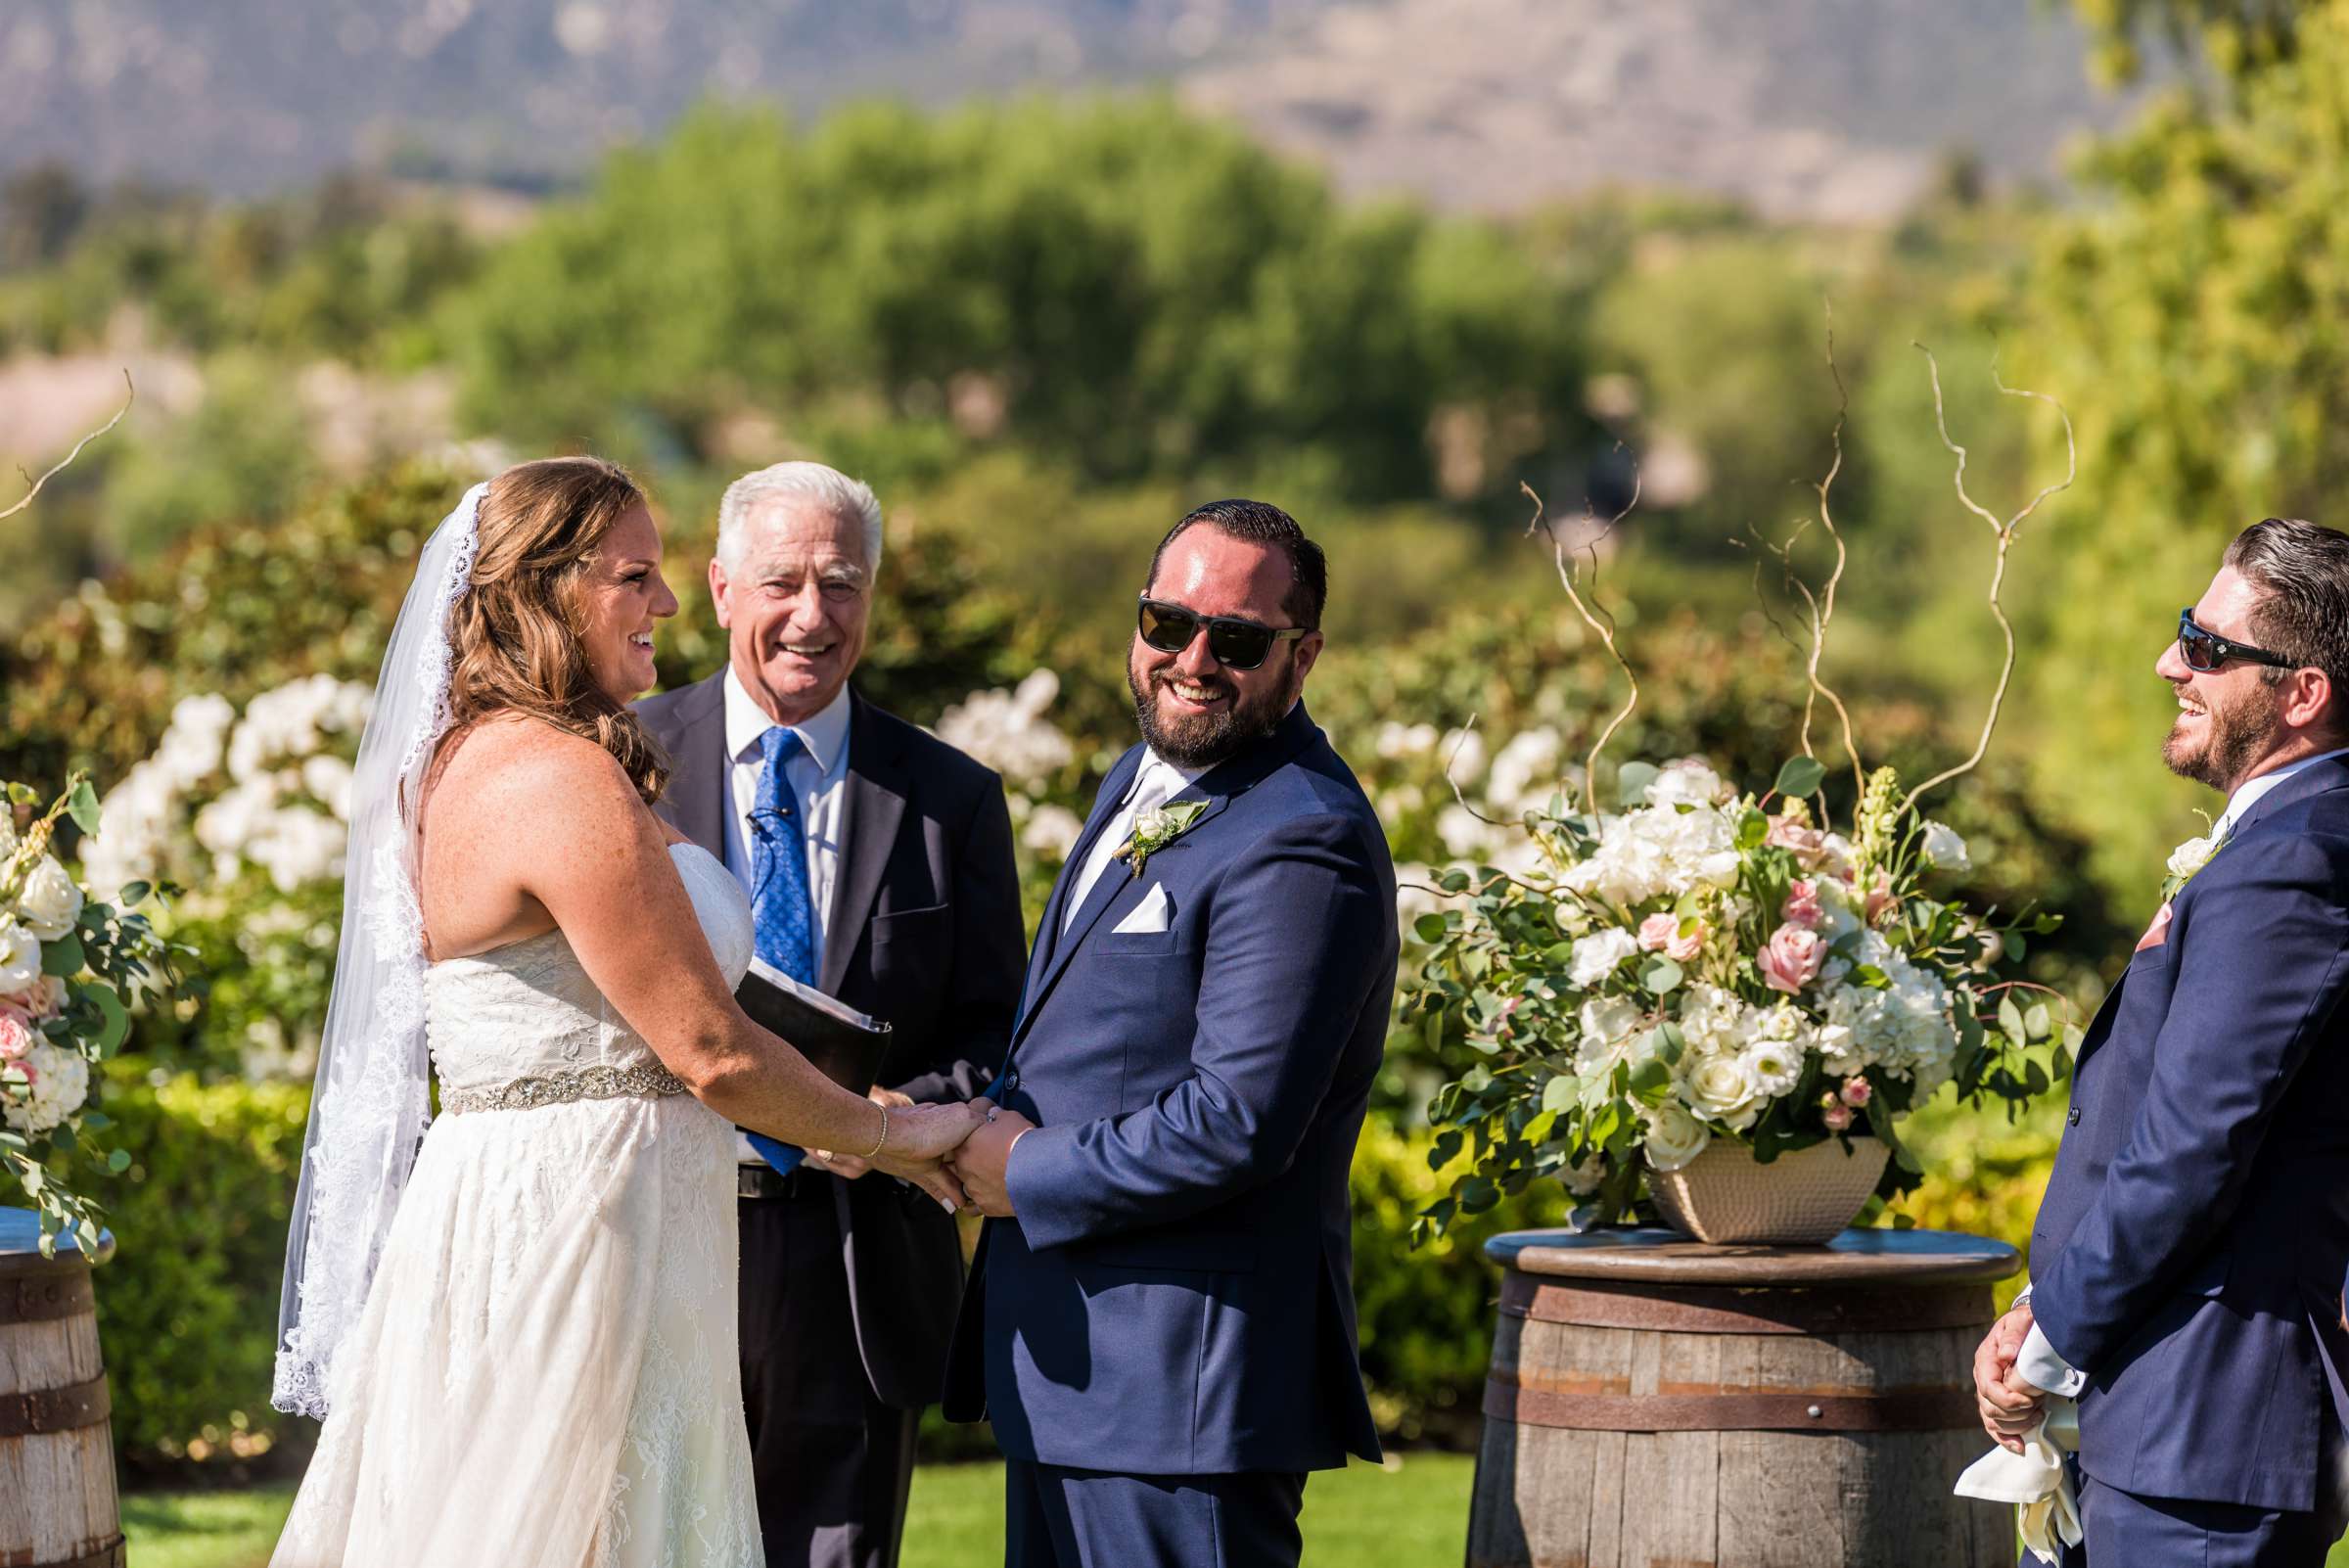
xmin=1901 ymin=344 xmax=2077 ymax=813
xmin=1 ymin=371 xmax=134 ymax=523
xmin=1800 ymin=304 xmax=1866 ymax=803
xmin=1524 ymin=467 xmax=1641 ymax=814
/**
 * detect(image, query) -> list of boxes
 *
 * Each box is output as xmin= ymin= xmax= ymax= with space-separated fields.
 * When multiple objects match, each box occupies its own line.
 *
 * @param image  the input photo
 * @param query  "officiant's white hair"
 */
xmin=716 ymin=462 xmax=884 ymax=576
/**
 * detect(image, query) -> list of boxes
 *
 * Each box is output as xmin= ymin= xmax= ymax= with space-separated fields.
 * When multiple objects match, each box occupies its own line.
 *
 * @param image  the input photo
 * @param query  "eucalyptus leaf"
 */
xmin=68 ymin=779 xmax=102 ymax=835
xmin=40 ymin=933 xmax=83 ymax=978
xmin=1773 ymin=756 xmax=1828 ymax=798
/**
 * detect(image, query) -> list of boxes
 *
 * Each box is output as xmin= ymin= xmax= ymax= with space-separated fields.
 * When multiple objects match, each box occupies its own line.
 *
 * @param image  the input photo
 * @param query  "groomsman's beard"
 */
xmin=2164 ymin=680 xmax=2281 ymax=792
xmin=1129 ymin=659 xmax=1303 ymax=769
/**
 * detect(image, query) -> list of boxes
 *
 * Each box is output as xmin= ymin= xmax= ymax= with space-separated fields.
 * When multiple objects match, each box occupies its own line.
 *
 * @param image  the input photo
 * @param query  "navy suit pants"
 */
xmin=2031 ymin=1463 xmax=2349 ymax=1568
xmin=1004 ymin=1459 xmax=1306 ymax=1568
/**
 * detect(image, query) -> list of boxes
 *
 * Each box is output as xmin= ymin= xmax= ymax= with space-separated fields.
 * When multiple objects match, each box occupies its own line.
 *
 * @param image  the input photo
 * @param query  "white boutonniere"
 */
xmin=1115 ymin=800 xmax=1208 ymax=881
xmin=2160 ymin=825 xmax=2223 ymax=903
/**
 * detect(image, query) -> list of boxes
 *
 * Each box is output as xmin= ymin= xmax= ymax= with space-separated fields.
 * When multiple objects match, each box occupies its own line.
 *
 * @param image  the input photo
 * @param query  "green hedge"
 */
xmin=84 ymin=1064 xmax=310 ymax=1471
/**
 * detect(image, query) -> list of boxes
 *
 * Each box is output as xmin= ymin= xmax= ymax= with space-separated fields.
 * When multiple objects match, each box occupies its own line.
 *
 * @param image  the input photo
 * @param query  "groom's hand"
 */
xmin=809 ymin=1087 xmax=915 ymax=1179
xmin=1974 ymin=1301 xmax=2046 ymax=1452
xmin=945 ymin=1105 xmax=1036 ymax=1218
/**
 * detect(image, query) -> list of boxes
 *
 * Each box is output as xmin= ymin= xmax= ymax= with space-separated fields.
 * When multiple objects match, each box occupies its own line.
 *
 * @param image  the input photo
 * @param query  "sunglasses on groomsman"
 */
xmin=2175 ymin=608 xmax=2301 ymax=673
xmin=1136 ymin=596 xmax=1310 ymax=670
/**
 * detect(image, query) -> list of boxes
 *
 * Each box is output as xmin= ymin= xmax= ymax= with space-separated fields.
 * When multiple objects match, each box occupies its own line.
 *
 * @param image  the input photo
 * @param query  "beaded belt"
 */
xmin=438 ymin=1062 xmax=689 ymax=1116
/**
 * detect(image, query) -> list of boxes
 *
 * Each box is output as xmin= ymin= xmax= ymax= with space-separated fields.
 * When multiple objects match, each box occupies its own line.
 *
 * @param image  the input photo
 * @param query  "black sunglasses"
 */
xmin=2177 ymin=608 xmax=2298 ymax=673
xmin=1136 ymin=597 xmax=1309 ymax=670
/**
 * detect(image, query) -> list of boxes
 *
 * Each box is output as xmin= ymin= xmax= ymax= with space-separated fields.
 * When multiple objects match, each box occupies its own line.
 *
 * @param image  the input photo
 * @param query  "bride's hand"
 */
xmin=871 ymin=1100 xmax=987 ymax=1211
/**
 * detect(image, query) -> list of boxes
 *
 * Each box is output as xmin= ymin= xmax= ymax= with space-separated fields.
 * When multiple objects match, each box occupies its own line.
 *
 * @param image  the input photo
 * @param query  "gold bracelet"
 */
xmin=865 ymin=1104 xmax=890 ymax=1162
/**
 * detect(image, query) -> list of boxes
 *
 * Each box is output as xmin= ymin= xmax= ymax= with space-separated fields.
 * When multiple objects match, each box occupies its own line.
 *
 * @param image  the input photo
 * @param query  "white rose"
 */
xmin=0 ymin=811 xmax=16 ymax=862
xmin=17 ymin=856 xmax=83 ymax=942
xmin=1919 ymin=820 xmax=1971 ymax=872
xmin=2166 ymin=834 xmax=2217 ymax=884
xmin=1567 ymin=927 xmax=1641 ymax=989
xmin=0 ymin=924 xmax=40 ymax=993
xmin=1641 ymin=1102 xmax=1713 ymax=1173
xmin=1683 ymin=1053 xmax=1764 ymax=1130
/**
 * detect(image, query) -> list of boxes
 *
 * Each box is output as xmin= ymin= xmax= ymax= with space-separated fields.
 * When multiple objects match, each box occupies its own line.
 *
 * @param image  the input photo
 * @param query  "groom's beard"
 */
xmin=2164 ymin=680 xmax=2280 ymax=792
xmin=1128 ymin=659 xmax=1300 ymax=770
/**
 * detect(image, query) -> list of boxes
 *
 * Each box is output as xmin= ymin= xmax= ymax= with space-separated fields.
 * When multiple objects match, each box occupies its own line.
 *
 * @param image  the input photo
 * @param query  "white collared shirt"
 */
xmin=2017 ymin=743 xmax=2349 ymax=1395
xmin=1061 ymin=750 xmax=1205 ymax=933
xmin=720 ymin=668 xmax=852 ymax=971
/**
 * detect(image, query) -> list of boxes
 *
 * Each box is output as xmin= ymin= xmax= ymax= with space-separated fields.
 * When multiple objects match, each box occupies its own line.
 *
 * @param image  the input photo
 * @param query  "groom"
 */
xmin=941 ymin=500 xmax=1395 ymax=1568
xmin=1975 ymin=518 xmax=2349 ymax=1564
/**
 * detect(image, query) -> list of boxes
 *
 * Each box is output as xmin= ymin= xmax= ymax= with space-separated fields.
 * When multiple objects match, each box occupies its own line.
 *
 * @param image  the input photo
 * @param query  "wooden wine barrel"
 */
xmin=0 ymin=1210 xmax=121 ymax=1568
xmin=1469 ymin=1225 xmax=2020 ymax=1568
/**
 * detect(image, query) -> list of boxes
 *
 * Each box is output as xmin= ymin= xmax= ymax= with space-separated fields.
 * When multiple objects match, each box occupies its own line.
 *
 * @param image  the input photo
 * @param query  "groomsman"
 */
xmin=1976 ymin=518 xmax=2349 ymax=1565
xmin=638 ymin=461 xmax=1024 ymax=1568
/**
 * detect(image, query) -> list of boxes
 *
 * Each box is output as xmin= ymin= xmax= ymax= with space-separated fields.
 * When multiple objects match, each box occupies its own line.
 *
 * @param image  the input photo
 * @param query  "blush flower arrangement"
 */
xmin=1404 ymin=346 xmax=2081 ymax=1238
xmin=0 ymin=773 xmax=180 ymax=1254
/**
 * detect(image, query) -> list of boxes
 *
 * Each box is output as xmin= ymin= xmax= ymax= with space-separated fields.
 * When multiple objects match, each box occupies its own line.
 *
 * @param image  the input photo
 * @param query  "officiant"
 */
xmin=638 ymin=461 xmax=1024 ymax=1568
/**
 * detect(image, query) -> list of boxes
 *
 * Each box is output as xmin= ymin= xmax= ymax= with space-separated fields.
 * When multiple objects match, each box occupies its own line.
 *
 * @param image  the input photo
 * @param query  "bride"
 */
xmin=266 ymin=457 xmax=982 ymax=1568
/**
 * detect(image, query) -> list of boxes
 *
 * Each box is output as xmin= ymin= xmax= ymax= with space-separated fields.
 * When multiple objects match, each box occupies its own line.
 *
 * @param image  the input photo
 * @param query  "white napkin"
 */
xmin=1955 ymin=1398 xmax=2081 ymax=1564
xmin=1113 ymin=883 xmax=1171 ymax=934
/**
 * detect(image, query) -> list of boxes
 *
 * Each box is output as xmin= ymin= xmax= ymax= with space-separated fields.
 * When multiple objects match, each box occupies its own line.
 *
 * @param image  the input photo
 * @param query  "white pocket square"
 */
xmin=1113 ymin=883 xmax=1171 ymax=934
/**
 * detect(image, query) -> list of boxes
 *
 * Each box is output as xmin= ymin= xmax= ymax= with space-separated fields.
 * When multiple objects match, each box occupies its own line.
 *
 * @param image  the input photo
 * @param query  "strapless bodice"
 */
xmin=426 ymin=844 xmax=754 ymax=1102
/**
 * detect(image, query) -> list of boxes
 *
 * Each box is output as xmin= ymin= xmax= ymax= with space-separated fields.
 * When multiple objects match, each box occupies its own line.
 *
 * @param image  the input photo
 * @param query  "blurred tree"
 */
xmin=0 ymin=161 xmax=90 ymax=270
xmin=1999 ymin=0 xmax=2349 ymax=896
xmin=2072 ymin=0 xmax=2300 ymax=83
xmin=441 ymin=97 xmax=1597 ymax=507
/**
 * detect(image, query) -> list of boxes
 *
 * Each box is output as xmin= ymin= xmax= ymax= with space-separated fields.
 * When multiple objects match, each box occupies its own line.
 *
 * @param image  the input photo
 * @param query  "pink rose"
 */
xmin=1757 ymin=923 xmax=1825 ymax=994
xmin=1780 ymin=879 xmax=1823 ymax=930
xmin=1765 ymin=815 xmax=1826 ymax=859
xmin=1839 ymin=1077 xmax=1871 ymax=1108
xmin=1822 ymin=1103 xmax=1854 ymax=1131
xmin=1637 ymin=912 xmax=1707 ymax=963
xmin=0 ymin=1010 xmax=31 ymax=1063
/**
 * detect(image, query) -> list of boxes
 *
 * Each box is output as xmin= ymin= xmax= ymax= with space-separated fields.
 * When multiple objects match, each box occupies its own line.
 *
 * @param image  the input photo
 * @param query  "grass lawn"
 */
xmin=121 ymin=1454 xmax=1471 ymax=1568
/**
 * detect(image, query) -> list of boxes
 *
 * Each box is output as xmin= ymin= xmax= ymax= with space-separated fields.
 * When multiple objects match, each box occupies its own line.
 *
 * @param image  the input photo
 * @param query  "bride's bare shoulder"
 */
xmin=430 ymin=715 xmax=643 ymax=843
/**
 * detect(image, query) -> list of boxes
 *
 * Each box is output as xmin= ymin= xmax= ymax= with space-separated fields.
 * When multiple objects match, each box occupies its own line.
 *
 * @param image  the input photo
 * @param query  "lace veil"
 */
xmin=272 ymin=482 xmax=486 ymax=1418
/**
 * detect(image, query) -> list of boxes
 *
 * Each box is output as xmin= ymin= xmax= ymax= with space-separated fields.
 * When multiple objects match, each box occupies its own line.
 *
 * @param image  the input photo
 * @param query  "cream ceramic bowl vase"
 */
xmin=1645 ymin=1134 xmax=1890 ymax=1244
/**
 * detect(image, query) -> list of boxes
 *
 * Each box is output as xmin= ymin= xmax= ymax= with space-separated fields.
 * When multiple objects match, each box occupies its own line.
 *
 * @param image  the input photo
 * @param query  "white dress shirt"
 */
xmin=722 ymin=671 xmax=852 ymax=1165
xmin=1062 ymin=751 xmax=1204 ymax=933
xmin=2017 ymin=743 xmax=2349 ymax=1395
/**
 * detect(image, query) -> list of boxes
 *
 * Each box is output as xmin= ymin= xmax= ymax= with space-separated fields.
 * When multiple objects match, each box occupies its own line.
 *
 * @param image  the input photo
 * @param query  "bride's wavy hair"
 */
xmin=443 ymin=456 xmax=672 ymax=804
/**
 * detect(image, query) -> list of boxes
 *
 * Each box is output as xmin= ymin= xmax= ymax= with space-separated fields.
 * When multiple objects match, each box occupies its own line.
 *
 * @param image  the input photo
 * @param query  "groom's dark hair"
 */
xmin=2228 ymin=517 xmax=2349 ymax=737
xmin=1147 ymin=499 xmax=1327 ymax=630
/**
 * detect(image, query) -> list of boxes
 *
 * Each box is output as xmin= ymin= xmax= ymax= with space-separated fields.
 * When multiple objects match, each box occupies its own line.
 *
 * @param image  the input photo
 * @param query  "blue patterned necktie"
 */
xmin=745 ymin=727 xmax=815 ymax=1174
xmin=750 ymin=727 xmax=817 ymax=985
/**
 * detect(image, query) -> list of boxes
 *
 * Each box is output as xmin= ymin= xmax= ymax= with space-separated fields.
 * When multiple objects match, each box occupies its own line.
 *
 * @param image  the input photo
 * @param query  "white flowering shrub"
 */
xmin=0 ymin=774 xmax=180 ymax=1254
xmin=1405 ymin=754 xmax=2074 ymax=1236
xmin=936 ymin=669 xmax=1088 ymax=918
xmin=76 ymin=675 xmax=372 ymax=1082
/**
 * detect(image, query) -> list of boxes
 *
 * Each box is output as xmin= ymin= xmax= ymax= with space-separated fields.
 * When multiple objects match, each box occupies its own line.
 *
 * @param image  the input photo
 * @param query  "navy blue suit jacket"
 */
xmin=942 ymin=701 xmax=1396 ymax=1475
xmin=2030 ymin=753 xmax=2349 ymax=1512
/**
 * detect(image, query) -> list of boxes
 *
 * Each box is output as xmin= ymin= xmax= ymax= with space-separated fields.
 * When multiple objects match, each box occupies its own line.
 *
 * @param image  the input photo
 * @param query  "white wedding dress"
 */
xmin=270 ymin=844 xmax=762 ymax=1568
